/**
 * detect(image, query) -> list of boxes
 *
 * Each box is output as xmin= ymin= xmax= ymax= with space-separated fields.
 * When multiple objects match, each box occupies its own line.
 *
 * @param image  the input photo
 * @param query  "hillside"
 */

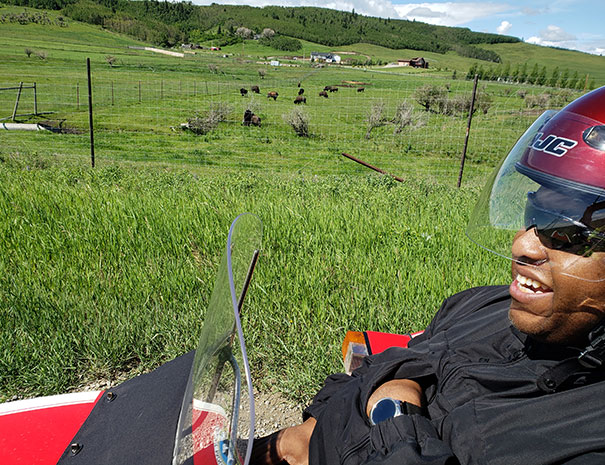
xmin=4 ymin=0 xmax=518 ymax=62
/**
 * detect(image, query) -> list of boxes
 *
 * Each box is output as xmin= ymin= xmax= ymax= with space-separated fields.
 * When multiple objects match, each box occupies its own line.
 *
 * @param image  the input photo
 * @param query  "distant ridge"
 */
xmin=4 ymin=0 xmax=520 ymax=62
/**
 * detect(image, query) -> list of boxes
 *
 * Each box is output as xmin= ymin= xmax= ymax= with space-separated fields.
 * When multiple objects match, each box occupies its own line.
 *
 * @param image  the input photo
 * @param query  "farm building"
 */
xmin=397 ymin=57 xmax=429 ymax=68
xmin=310 ymin=52 xmax=341 ymax=64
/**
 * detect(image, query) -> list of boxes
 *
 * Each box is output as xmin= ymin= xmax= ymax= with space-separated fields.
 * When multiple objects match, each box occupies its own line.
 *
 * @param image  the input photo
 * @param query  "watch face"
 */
xmin=370 ymin=398 xmax=401 ymax=425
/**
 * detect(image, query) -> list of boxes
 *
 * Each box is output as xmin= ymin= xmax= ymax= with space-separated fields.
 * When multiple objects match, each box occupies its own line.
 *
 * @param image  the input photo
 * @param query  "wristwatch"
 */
xmin=369 ymin=397 xmax=426 ymax=425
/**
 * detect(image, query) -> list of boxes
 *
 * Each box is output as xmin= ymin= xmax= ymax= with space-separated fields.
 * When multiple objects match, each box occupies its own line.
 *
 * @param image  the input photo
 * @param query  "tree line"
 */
xmin=466 ymin=62 xmax=596 ymax=91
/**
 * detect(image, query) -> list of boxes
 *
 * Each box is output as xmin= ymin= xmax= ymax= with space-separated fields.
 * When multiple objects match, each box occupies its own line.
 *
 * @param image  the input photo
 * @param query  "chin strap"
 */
xmin=578 ymin=323 xmax=605 ymax=369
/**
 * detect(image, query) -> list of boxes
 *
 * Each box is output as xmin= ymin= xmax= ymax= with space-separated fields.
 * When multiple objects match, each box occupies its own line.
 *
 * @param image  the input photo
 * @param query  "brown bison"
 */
xmin=243 ymin=109 xmax=261 ymax=127
xmin=357 ymin=87 xmax=365 ymax=92
xmin=267 ymin=91 xmax=278 ymax=100
xmin=324 ymin=85 xmax=338 ymax=92
xmin=240 ymin=88 xmax=248 ymax=96
xmin=319 ymin=91 xmax=328 ymax=98
xmin=294 ymin=96 xmax=306 ymax=104
xmin=298 ymin=88 xmax=304 ymax=95
xmin=251 ymin=85 xmax=260 ymax=94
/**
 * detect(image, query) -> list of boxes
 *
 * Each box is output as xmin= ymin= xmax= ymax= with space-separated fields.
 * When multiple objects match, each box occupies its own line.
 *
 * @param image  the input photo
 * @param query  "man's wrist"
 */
xmin=369 ymin=398 xmax=427 ymax=425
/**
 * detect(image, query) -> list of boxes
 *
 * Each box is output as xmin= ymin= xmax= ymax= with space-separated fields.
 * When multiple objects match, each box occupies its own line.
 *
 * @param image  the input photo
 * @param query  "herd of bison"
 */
xmin=239 ymin=84 xmax=365 ymax=127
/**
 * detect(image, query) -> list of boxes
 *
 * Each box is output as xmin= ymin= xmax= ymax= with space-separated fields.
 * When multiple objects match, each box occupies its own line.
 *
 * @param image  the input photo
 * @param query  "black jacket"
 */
xmin=305 ymin=286 xmax=605 ymax=465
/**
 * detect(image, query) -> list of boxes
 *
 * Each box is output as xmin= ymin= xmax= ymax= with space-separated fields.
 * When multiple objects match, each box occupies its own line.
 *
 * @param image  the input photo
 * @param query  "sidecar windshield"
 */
xmin=172 ymin=213 xmax=262 ymax=465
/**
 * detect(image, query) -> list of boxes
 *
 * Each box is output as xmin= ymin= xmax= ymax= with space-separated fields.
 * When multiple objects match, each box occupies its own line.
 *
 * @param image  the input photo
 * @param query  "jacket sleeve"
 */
xmin=363 ymin=413 xmax=459 ymax=465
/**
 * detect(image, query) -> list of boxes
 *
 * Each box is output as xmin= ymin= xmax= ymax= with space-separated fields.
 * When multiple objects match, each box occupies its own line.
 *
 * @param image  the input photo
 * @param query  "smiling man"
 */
xmin=252 ymin=87 xmax=605 ymax=465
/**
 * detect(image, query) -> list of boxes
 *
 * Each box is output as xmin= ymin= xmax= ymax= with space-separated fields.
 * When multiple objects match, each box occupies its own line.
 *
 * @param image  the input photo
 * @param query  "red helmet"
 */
xmin=517 ymin=86 xmax=605 ymax=196
xmin=467 ymin=87 xmax=605 ymax=281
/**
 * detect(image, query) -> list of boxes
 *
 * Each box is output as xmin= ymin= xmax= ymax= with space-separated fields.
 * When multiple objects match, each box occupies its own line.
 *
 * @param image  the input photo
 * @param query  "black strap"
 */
xmin=537 ymin=357 xmax=586 ymax=393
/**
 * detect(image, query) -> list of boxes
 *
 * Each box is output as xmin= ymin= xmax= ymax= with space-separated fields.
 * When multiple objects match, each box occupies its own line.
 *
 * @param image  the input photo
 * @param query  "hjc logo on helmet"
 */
xmin=529 ymin=132 xmax=578 ymax=157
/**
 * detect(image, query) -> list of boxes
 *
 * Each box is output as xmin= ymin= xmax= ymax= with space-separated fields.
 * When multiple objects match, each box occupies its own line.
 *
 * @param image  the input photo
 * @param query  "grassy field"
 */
xmin=1 ymin=4 xmax=591 ymax=185
xmin=0 ymin=153 xmax=509 ymax=403
xmin=0 ymin=6 xmax=596 ymax=403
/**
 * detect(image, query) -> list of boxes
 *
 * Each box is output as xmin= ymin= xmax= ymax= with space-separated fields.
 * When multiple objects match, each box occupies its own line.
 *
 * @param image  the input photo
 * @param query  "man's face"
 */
xmin=509 ymin=226 xmax=605 ymax=345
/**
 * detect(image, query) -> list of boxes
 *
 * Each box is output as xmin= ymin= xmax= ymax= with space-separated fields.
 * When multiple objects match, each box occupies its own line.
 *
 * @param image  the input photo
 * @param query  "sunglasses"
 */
xmin=524 ymin=191 xmax=605 ymax=255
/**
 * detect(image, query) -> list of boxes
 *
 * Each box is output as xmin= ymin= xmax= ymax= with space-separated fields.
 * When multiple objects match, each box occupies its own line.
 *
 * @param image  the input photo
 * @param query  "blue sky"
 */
xmin=191 ymin=0 xmax=605 ymax=55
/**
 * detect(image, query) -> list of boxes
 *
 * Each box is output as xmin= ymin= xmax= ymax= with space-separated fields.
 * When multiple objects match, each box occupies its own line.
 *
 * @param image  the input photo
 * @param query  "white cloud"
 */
xmin=497 ymin=20 xmax=511 ymax=34
xmin=392 ymin=2 xmax=509 ymax=26
xmin=539 ymin=24 xmax=575 ymax=42
xmin=526 ymin=25 xmax=577 ymax=48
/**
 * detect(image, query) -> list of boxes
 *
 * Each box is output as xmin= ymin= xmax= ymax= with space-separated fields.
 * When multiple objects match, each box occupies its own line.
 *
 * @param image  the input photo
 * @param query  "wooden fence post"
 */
xmin=33 ymin=82 xmax=38 ymax=115
xmin=87 ymin=58 xmax=95 ymax=168
xmin=457 ymin=74 xmax=478 ymax=188
xmin=12 ymin=81 xmax=23 ymax=121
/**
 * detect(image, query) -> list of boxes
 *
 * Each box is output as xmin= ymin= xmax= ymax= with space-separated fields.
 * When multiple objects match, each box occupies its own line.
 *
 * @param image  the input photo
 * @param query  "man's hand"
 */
xmin=366 ymin=379 xmax=423 ymax=416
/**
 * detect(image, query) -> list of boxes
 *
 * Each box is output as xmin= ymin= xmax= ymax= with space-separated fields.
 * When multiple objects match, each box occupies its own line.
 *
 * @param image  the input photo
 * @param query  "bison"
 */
xmin=243 ymin=109 xmax=261 ymax=127
xmin=240 ymin=88 xmax=248 ymax=96
xmin=267 ymin=91 xmax=278 ymax=100
xmin=357 ymin=87 xmax=365 ymax=92
xmin=294 ymin=96 xmax=306 ymax=104
xmin=298 ymin=88 xmax=304 ymax=95
xmin=329 ymin=86 xmax=338 ymax=92
xmin=319 ymin=91 xmax=328 ymax=98
xmin=251 ymin=85 xmax=260 ymax=94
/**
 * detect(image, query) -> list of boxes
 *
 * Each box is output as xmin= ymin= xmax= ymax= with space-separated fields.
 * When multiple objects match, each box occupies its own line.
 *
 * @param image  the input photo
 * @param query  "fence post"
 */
xmin=33 ymin=82 xmax=38 ymax=115
xmin=457 ymin=74 xmax=478 ymax=188
xmin=87 ymin=58 xmax=95 ymax=168
xmin=12 ymin=81 xmax=23 ymax=121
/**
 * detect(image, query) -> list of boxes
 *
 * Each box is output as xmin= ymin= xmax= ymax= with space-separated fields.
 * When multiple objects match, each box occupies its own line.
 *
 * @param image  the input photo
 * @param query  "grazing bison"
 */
xmin=267 ymin=91 xmax=278 ymax=100
xmin=251 ymin=85 xmax=260 ymax=94
xmin=329 ymin=86 xmax=338 ymax=92
xmin=243 ymin=109 xmax=261 ymax=127
xmin=318 ymin=91 xmax=328 ymax=98
xmin=298 ymin=88 xmax=304 ymax=95
xmin=294 ymin=96 xmax=306 ymax=104
xmin=240 ymin=88 xmax=248 ymax=96
xmin=357 ymin=87 xmax=365 ymax=92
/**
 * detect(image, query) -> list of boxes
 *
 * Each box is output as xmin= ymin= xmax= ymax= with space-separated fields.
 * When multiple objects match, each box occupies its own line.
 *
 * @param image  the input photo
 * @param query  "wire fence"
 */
xmin=1 ymin=60 xmax=582 ymax=186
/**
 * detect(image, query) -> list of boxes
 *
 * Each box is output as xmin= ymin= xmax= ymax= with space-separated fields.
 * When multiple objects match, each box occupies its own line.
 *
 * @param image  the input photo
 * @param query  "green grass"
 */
xmin=0 ymin=154 xmax=509 ymax=402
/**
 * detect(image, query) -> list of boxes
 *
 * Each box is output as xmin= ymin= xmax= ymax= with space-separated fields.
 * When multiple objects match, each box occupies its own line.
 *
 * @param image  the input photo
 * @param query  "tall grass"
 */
xmin=0 ymin=154 xmax=509 ymax=402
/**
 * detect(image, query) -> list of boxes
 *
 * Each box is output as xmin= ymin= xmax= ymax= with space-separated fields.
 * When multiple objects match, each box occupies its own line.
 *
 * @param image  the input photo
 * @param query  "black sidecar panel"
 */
xmin=57 ymin=350 xmax=195 ymax=465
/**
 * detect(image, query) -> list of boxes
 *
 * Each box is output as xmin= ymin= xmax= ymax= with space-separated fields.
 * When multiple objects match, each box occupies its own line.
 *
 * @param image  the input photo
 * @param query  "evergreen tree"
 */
xmin=466 ymin=63 xmax=477 ymax=80
xmin=559 ymin=68 xmax=569 ymax=88
xmin=536 ymin=66 xmax=547 ymax=86
xmin=511 ymin=63 xmax=519 ymax=82
xmin=568 ymin=70 xmax=579 ymax=89
xmin=518 ymin=62 xmax=528 ymax=83
xmin=500 ymin=63 xmax=510 ymax=81
xmin=548 ymin=67 xmax=560 ymax=87
xmin=527 ymin=63 xmax=539 ymax=85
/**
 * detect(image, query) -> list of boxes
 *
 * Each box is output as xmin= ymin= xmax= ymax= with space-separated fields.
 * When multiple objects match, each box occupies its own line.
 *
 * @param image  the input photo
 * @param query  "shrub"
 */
xmin=184 ymin=103 xmax=231 ymax=135
xmin=284 ymin=108 xmax=310 ymax=137
xmin=414 ymin=84 xmax=447 ymax=112
xmin=525 ymin=93 xmax=550 ymax=109
xmin=392 ymin=100 xmax=426 ymax=134
xmin=365 ymin=101 xmax=387 ymax=139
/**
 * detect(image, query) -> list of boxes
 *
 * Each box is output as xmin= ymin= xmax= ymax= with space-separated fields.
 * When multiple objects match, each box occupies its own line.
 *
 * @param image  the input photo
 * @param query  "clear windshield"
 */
xmin=173 ymin=213 xmax=262 ymax=465
xmin=466 ymin=110 xmax=605 ymax=282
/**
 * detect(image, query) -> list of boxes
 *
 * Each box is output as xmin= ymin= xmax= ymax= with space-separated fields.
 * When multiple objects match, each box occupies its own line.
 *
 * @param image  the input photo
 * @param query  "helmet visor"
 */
xmin=466 ymin=110 xmax=605 ymax=282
